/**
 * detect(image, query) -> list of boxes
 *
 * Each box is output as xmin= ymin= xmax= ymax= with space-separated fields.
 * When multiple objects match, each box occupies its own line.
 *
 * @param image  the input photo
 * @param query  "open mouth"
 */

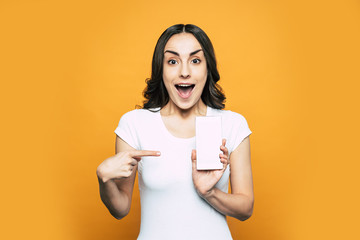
xmin=175 ymin=84 xmax=195 ymax=99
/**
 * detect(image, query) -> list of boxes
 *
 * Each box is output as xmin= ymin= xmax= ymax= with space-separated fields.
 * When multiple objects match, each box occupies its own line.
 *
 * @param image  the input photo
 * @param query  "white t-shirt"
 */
xmin=114 ymin=106 xmax=252 ymax=240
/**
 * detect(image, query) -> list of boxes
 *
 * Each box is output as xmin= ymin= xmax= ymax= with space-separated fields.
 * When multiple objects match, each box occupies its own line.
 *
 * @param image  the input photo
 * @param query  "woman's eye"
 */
xmin=168 ymin=59 xmax=178 ymax=65
xmin=191 ymin=59 xmax=201 ymax=64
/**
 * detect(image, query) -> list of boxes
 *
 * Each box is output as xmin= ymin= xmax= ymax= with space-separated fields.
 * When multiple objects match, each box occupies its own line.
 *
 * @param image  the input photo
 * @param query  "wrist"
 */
xmin=96 ymin=164 xmax=110 ymax=183
xmin=198 ymin=188 xmax=216 ymax=199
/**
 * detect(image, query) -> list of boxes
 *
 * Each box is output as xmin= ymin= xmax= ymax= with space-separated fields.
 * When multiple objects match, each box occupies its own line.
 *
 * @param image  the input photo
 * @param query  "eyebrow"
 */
xmin=164 ymin=49 xmax=203 ymax=56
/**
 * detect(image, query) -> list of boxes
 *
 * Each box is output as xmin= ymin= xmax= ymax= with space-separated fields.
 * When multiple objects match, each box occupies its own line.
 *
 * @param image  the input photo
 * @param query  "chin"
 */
xmin=174 ymin=102 xmax=193 ymax=110
xmin=173 ymin=98 xmax=201 ymax=110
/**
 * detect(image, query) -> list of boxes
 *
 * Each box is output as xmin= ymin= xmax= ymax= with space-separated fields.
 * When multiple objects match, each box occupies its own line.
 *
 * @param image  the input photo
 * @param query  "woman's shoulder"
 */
xmin=122 ymin=107 xmax=159 ymax=117
xmin=208 ymin=107 xmax=249 ymax=123
xmin=209 ymin=107 xmax=252 ymax=152
xmin=119 ymin=108 xmax=160 ymax=124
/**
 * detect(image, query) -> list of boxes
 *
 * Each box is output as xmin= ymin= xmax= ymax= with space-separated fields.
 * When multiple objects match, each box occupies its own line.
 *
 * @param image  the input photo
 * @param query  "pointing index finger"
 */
xmin=129 ymin=150 xmax=161 ymax=158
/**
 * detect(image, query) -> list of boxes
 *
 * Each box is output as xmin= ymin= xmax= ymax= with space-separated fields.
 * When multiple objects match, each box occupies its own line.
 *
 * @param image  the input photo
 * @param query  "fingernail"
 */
xmin=157 ymin=152 xmax=161 ymax=156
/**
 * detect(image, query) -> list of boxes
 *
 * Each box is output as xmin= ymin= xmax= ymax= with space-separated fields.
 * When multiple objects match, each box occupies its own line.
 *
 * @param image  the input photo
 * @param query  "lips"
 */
xmin=175 ymin=84 xmax=195 ymax=99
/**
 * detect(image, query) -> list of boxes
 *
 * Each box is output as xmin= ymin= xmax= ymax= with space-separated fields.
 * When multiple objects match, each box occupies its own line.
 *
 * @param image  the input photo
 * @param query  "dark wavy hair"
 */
xmin=142 ymin=24 xmax=225 ymax=110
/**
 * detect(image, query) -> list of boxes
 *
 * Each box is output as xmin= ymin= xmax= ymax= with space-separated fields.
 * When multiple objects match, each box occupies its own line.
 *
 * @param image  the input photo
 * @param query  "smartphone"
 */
xmin=195 ymin=116 xmax=223 ymax=170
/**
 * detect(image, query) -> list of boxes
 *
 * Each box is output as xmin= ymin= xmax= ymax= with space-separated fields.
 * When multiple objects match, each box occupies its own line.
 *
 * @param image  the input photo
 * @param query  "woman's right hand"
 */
xmin=97 ymin=150 xmax=161 ymax=183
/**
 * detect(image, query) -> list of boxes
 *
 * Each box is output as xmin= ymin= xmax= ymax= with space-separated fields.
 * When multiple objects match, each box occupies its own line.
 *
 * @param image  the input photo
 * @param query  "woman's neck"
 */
xmin=160 ymin=99 xmax=207 ymax=119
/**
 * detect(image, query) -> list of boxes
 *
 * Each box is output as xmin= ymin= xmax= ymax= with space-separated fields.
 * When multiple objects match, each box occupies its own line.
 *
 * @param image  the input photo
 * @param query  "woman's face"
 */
xmin=162 ymin=33 xmax=207 ymax=110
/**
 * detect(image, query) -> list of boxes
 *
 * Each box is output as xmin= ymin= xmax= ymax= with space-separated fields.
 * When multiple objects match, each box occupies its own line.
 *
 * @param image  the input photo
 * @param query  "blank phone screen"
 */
xmin=196 ymin=116 xmax=223 ymax=170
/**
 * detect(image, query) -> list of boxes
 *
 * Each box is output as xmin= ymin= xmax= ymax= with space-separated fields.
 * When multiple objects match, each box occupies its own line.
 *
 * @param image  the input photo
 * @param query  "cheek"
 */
xmin=196 ymin=67 xmax=208 ymax=84
xmin=162 ymin=66 xmax=176 ymax=83
xmin=198 ymin=69 xmax=208 ymax=92
xmin=162 ymin=68 xmax=176 ymax=92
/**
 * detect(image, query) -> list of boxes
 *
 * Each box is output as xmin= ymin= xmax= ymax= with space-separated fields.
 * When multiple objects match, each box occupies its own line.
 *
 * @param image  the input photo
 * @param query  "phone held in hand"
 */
xmin=195 ymin=116 xmax=223 ymax=170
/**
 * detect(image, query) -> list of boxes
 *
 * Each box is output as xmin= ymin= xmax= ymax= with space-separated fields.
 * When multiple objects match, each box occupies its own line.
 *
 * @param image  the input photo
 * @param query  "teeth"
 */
xmin=177 ymin=84 xmax=193 ymax=87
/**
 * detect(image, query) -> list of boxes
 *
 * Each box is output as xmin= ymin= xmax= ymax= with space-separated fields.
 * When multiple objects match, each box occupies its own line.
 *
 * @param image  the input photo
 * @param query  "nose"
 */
xmin=180 ymin=63 xmax=190 ymax=79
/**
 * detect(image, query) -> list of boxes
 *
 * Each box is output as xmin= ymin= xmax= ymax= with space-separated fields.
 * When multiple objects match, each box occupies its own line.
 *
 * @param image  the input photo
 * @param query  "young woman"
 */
xmin=96 ymin=24 xmax=254 ymax=240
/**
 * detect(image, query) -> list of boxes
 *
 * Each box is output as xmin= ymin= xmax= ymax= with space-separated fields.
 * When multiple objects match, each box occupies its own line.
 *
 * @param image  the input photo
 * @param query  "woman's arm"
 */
xmin=193 ymin=136 xmax=254 ymax=221
xmin=97 ymin=137 xmax=160 ymax=219
xmin=97 ymin=137 xmax=137 ymax=219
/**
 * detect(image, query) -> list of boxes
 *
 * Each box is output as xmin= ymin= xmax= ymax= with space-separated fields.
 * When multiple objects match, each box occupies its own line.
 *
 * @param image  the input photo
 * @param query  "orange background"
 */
xmin=1 ymin=0 xmax=359 ymax=239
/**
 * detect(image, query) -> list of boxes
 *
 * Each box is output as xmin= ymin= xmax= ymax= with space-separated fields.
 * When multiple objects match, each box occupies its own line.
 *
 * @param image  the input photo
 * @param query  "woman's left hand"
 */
xmin=191 ymin=139 xmax=229 ymax=198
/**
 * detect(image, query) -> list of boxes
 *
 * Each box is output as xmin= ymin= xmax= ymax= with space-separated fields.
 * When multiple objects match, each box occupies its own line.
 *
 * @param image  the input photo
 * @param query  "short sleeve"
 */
xmin=227 ymin=113 xmax=252 ymax=153
xmin=114 ymin=111 xmax=140 ymax=150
